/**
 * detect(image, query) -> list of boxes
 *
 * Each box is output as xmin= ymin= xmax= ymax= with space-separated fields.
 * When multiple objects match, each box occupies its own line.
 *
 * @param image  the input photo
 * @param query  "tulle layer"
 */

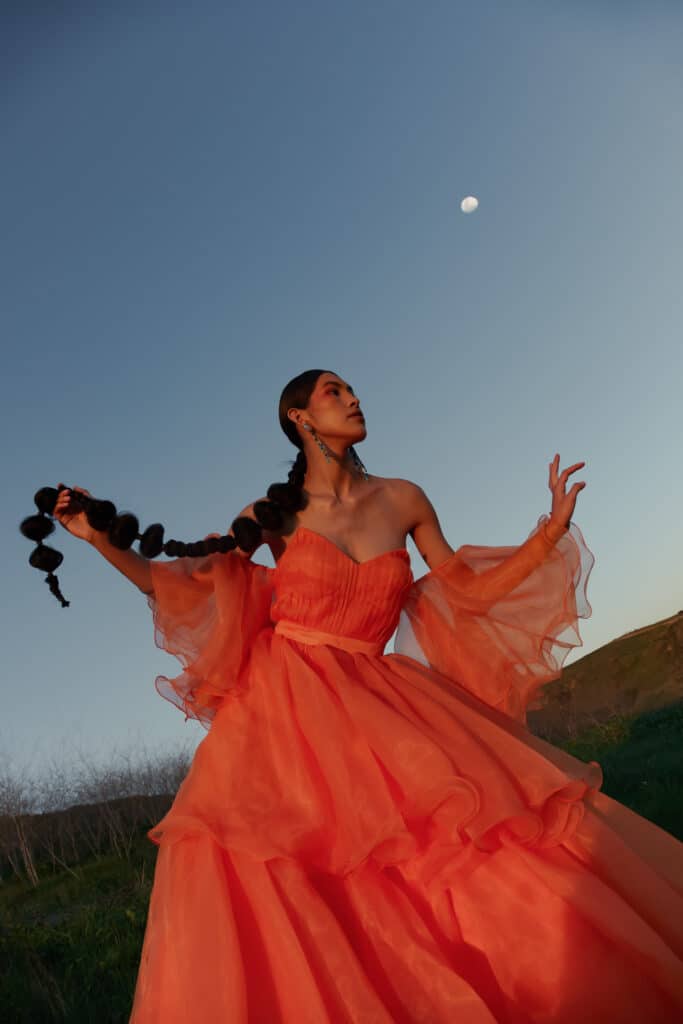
xmin=395 ymin=515 xmax=595 ymax=726
xmin=131 ymin=796 xmax=683 ymax=1023
xmin=146 ymin=551 xmax=273 ymax=728
xmin=149 ymin=628 xmax=604 ymax=889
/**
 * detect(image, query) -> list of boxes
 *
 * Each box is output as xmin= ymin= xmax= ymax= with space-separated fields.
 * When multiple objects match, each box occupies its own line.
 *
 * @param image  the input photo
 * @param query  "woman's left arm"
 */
xmin=405 ymin=453 xmax=587 ymax=602
xmin=395 ymin=457 xmax=591 ymax=724
xmin=401 ymin=481 xmax=455 ymax=571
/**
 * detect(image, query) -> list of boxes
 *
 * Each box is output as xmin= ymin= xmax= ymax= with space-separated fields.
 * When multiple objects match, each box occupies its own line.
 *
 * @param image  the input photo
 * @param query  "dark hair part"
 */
xmin=20 ymin=369 xmax=332 ymax=607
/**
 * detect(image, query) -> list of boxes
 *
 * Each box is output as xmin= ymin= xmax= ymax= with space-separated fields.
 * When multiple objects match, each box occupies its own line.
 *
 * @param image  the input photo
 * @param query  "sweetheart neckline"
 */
xmin=273 ymin=526 xmax=411 ymax=570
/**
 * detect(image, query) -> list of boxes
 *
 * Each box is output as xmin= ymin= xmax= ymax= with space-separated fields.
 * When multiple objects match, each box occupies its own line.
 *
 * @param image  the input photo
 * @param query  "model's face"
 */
xmin=293 ymin=372 xmax=367 ymax=441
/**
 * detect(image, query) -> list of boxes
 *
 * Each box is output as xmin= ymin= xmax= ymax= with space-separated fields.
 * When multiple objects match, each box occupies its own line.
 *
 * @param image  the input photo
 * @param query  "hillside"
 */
xmin=527 ymin=609 xmax=683 ymax=741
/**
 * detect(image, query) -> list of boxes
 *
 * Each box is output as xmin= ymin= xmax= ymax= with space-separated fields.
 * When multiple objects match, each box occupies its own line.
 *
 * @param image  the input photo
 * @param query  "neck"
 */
xmin=303 ymin=441 xmax=365 ymax=500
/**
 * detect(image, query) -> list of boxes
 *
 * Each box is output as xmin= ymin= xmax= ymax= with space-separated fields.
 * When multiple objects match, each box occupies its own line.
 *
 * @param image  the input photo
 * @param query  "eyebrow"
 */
xmin=322 ymin=379 xmax=355 ymax=394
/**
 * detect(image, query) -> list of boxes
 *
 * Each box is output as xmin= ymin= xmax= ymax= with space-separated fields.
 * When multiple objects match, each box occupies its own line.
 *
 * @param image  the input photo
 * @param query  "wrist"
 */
xmin=542 ymin=516 xmax=569 ymax=544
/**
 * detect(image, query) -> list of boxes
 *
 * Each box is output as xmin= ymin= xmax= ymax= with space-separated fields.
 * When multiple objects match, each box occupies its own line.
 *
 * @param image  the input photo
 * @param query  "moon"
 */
xmin=460 ymin=196 xmax=479 ymax=213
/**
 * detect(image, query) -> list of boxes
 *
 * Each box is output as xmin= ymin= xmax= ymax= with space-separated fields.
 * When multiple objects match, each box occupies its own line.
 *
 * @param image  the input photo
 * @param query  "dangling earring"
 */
xmin=302 ymin=422 xmax=333 ymax=463
xmin=302 ymin=423 xmax=369 ymax=480
xmin=349 ymin=446 xmax=369 ymax=482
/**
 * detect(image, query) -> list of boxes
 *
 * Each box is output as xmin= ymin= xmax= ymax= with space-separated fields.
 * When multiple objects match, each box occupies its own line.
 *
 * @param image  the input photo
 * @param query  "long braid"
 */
xmin=19 ymin=371 xmax=325 ymax=607
xmin=19 ymin=456 xmax=308 ymax=609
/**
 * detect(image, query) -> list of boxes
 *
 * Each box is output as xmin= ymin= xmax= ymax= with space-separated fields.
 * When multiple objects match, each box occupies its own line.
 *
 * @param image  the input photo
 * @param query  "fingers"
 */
xmin=55 ymin=489 xmax=70 ymax=513
xmin=54 ymin=484 xmax=90 ymax=516
xmin=561 ymin=461 xmax=586 ymax=478
xmin=549 ymin=457 xmax=586 ymax=479
xmin=553 ymin=458 xmax=586 ymax=475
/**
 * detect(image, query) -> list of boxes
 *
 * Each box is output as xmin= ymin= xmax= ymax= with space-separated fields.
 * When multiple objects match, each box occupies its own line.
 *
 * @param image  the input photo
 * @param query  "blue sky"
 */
xmin=3 ymin=1 xmax=682 ymax=780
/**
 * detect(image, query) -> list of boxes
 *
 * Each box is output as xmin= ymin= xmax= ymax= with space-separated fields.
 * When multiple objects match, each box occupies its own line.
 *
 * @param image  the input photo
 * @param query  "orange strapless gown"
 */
xmin=129 ymin=517 xmax=683 ymax=1023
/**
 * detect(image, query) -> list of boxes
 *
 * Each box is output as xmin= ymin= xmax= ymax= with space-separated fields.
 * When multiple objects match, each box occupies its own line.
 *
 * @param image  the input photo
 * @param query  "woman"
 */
xmin=54 ymin=369 xmax=683 ymax=1022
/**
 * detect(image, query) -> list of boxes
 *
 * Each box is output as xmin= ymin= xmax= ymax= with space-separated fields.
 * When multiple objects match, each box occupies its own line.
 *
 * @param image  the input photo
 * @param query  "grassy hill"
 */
xmin=527 ymin=608 xmax=683 ymax=741
xmin=1 ymin=837 xmax=157 ymax=1022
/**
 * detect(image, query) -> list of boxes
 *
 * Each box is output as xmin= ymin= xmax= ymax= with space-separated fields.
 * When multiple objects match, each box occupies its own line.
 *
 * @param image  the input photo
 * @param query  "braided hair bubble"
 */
xmin=19 ymin=370 xmax=332 ymax=607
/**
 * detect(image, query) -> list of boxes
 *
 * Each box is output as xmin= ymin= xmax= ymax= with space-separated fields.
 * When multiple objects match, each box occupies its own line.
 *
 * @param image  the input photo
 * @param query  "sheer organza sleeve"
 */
xmin=146 ymin=551 xmax=274 ymax=728
xmin=394 ymin=515 xmax=595 ymax=727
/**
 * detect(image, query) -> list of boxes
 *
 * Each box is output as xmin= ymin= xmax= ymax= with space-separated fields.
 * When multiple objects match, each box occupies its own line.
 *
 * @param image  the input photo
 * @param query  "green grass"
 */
xmin=1 ymin=839 xmax=157 ymax=1023
xmin=557 ymin=700 xmax=683 ymax=841
xmin=1 ymin=701 xmax=681 ymax=1022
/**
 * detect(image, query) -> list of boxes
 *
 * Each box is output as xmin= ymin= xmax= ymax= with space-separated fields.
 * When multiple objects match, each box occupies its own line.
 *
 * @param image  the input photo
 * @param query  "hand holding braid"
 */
xmin=19 ymin=450 xmax=309 ymax=608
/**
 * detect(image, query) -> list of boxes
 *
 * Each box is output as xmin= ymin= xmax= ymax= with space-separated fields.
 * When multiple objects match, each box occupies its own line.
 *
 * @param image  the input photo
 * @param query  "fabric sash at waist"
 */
xmin=273 ymin=619 xmax=384 ymax=657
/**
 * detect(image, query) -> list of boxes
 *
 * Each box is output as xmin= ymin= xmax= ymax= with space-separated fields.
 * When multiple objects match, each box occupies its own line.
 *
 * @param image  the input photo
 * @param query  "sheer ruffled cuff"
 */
xmin=147 ymin=551 xmax=274 ymax=728
xmin=394 ymin=515 xmax=595 ymax=726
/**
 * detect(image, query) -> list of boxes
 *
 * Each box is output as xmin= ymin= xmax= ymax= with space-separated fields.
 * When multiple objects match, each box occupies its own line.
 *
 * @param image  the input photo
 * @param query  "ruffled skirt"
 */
xmin=130 ymin=630 xmax=683 ymax=1022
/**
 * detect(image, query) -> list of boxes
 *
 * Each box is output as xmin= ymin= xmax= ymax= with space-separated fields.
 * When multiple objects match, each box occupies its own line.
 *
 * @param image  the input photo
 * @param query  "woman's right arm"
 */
xmin=54 ymin=487 xmax=267 ymax=597
xmin=88 ymin=530 xmax=153 ymax=596
xmin=54 ymin=485 xmax=153 ymax=596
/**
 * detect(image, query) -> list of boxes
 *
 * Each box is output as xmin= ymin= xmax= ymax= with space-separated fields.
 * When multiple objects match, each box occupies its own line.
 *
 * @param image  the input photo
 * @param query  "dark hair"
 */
xmin=20 ymin=369 xmax=332 ymax=607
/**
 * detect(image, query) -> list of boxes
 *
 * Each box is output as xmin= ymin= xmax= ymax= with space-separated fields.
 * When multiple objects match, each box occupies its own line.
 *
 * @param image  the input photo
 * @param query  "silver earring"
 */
xmin=304 ymin=423 xmax=333 ymax=462
xmin=350 ymin=446 xmax=369 ymax=482
xmin=314 ymin=433 xmax=333 ymax=463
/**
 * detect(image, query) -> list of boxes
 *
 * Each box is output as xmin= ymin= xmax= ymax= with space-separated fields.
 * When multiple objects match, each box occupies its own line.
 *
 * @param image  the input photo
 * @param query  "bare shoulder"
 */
xmin=381 ymin=477 xmax=455 ymax=570
xmin=379 ymin=477 xmax=433 ymax=525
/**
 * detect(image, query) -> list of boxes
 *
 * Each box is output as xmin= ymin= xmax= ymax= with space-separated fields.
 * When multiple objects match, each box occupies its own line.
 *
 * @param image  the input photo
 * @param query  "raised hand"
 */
xmin=548 ymin=455 xmax=586 ymax=529
xmin=53 ymin=484 xmax=97 ymax=543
